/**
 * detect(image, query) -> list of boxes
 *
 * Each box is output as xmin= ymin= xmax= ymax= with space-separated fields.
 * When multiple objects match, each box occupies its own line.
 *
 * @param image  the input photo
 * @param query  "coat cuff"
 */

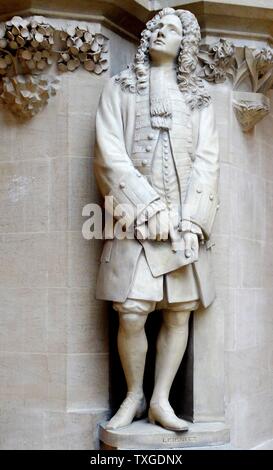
xmin=109 ymin=170 xmax=160 ymax=226
xmin=183 ymin=181 xmax=219 ymax=239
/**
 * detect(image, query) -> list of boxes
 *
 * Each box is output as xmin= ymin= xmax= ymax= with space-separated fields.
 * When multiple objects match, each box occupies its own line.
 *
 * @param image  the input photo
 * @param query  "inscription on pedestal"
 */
xmin=162 ymin=435 xmax=197 ymax=444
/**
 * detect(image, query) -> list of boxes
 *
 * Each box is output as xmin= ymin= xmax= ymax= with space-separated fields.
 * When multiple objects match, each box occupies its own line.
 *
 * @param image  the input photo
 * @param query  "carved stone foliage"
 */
xmin=233 ymin=91 xmax=270 ymax=132
xmin=0 ymin=15 xmax=109 ymax=118
xmin=0 ymin=16 xmax=55 ymax=76
xmin=198 ymin=39 xmax=235 ymax=84
xmin=199 ymin=40 xmax=273 ymax=93
xmin=0 ymin=74 xmax=60 ymax=119
xmin=57 ymin=27 xmax=108 ymax=74
xmin=231 ymin=47 xmax=273 ymax=93
xmin=199 ymin=40 xmax=273 ymax=131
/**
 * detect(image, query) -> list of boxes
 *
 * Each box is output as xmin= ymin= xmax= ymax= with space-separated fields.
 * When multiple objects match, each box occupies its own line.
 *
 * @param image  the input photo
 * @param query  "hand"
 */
xmin=136 ymin=209 xmax=170 ymax=241
xmin=183 ymin=231 xmax=199 ymax=258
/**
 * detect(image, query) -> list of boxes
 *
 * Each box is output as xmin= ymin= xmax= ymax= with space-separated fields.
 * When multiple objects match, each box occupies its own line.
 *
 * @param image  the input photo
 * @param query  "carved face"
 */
xmin=149 ymin=14 xmax=183 ymax=64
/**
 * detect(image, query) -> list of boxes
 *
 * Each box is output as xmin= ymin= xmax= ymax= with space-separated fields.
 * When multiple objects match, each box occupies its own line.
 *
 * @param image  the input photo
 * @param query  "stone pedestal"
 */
xmin=100 ymin=420 xmax=230 ymax=450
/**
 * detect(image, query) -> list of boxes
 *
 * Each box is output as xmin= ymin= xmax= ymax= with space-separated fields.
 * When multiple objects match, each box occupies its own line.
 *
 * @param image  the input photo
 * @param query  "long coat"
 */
xmin=94 ymin=73 xmax=220 ymax=308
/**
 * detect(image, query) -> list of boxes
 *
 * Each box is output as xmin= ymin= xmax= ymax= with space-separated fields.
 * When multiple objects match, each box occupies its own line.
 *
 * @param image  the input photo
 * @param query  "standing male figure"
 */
xmin=94 ymin=7 xmax=219 ymax=431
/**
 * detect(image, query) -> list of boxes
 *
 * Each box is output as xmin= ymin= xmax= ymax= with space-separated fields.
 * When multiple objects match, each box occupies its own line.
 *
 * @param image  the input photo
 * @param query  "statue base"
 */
xmin=99 ymin=419 xmax=230 ymax=450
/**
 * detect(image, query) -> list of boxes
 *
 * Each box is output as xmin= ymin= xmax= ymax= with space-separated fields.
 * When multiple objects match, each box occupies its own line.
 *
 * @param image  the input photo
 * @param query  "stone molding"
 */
xmin=0 ymin=15 xmax=109 ymax=118
xmin=2 ymin=2 xmax=273 ymax=43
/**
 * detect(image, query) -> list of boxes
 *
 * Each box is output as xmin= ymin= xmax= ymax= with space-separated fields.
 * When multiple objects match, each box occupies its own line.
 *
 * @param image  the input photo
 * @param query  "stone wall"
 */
xmin=0 ymin=18 xmax=136 ymax=449
xmin=194 ymin=77 xmax=273 ymax=448
xmin=222 ymin=87 xmax=273 ymax=450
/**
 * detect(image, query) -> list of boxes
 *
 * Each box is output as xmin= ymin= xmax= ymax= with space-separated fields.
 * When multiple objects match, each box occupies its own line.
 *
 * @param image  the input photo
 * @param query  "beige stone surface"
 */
xmin=0 ymin=353 xmax=49 ymax=410
xmin=0 ymin=409 xmax=44 ymax=450
xmin=0 ymin=161 xmax=48 ymax=233
xmin=67 ymin=289 xmax=108 ymax=354
xmin=0 ymin=288 xmax=47 ymax=353
xmin=0 ymin=234 xmax=48 ymax=288
xmin=49 ymin=158 xmax=69 ymax=231
xmin=69 ymin=158 xmax=98 ymax=231
xmin=233 ymin=289 xmax=256 ymax=351
xmin=253 ymin=438 xmax=273 ymax=450
xmin=67 ymin=353 xmax=109 ymax=410
xmin=0 ymin=407 xmax=108 ymax=449
xmin=47 ymin=354 xmax=67 ymax=411
xmin=230 ymin=391 xmax=273 ymax=449
xmin=44 ymin=410 xmax=109 ymax=450
xmin=194 ymin=296 xmax=225 ymax=422
xmin=47 ymin=232 xmax=68 ymax=288
xmin=68 ymin=233 xmax=102 ymax=288
xmin=47 ymin=288 xmax=68 ymax=353
xmin=222 ymin=92 xmax=273 ymax=450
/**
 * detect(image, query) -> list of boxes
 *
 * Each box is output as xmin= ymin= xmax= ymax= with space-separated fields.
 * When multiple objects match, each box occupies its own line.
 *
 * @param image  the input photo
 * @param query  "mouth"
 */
xmin=154 ymin=39 xmax=165 ymax=45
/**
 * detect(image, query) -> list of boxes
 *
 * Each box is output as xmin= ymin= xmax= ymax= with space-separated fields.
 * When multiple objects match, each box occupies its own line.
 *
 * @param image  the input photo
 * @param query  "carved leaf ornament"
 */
xmin=0 ymin=15 xmax=109 ymax=118
xmin=198 ymin=39 xmax=273 ymax=130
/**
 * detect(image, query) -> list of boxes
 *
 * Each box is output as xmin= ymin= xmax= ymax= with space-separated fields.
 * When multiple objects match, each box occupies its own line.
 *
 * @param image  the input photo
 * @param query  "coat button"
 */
xmin=142 ymin=159 xmax=148 ymax=166
xmin=163 ymin=135 xmax=168 ymax=142
xmin=148 ymin=133 xmax=155 ymax=140
xmin=136 ymin=111 xmax=141 ymax=117
xmin=217 ymin=203 xmax=220 ymax=209
xmin=164 ymin=163 xmax=168 ymax=168
xmin=145 ymin=145 xmax=152 ymax=152
xmin=209 ymin=194 xmax=214 ymax=200
xmin=196 ymin=187 xmax=202 ymax=194
xmin=119 ymin=181 xmax=126 ymax=189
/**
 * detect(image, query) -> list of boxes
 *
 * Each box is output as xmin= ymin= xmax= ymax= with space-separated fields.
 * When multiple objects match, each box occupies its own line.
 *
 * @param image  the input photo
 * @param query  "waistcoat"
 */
xmin=131 ymin=82 xmax=194 ymax=207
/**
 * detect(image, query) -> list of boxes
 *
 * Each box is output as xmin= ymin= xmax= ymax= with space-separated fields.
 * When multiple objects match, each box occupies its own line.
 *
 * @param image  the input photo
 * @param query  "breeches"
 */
xmin=113 ymin=298 xmax=200 ymax=315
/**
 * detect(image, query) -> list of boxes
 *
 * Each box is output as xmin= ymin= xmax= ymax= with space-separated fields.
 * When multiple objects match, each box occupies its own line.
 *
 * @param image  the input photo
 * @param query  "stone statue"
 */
xmin=94 ymin=7 xmax=219 ymax=431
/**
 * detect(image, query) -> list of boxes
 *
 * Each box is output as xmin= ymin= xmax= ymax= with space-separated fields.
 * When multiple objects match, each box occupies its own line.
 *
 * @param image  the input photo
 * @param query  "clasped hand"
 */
xmin=136 ymin=209 xmax=199 ymax=258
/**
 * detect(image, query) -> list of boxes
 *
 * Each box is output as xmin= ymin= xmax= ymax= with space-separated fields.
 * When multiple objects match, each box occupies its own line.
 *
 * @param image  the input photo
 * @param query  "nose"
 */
xmin=157 ymin=27 xmax=166 ymax=38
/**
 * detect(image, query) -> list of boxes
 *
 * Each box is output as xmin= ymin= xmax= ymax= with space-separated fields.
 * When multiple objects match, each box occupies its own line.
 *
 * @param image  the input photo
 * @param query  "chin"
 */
xmin=150 ymin=44 xmax=165 ymax=52
xmin=150 ymin=47 xmax=166 ymax=60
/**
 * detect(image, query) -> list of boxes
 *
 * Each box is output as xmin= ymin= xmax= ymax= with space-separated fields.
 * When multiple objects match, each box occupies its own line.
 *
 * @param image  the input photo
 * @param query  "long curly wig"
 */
xmin=116 ymin=8 xmax=210 ymax=109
